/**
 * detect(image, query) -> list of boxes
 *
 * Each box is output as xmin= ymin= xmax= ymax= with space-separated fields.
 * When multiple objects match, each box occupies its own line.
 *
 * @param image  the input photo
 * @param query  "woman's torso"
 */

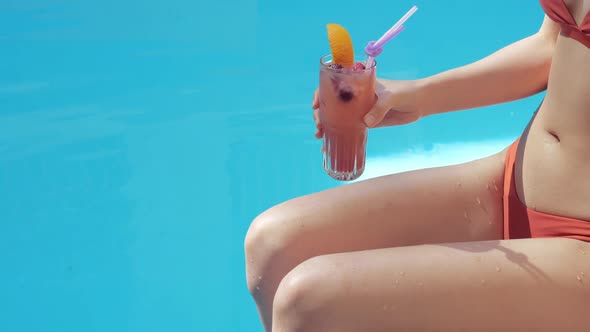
xmin=516 ymin=0 xmax=590 ymax=220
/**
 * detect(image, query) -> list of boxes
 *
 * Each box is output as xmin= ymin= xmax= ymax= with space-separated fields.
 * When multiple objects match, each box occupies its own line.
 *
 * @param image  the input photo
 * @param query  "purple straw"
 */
xmin=364 ymin=5 xmax=418 ymax=67
xmin=364 ymin=25 xmax=405 ymax=57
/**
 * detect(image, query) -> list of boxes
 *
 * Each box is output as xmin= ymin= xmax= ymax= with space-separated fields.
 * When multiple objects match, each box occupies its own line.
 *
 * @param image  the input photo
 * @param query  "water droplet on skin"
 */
xmin=481 ymin=279 xmax=486 ymax=285
xmin=418 ymin=282 xmax=424 ymax=288
xmin=393 ymin=279 xmax=399 ymax=285
xmin=464 ymin=211 xmax=469 ymax=220
xmin=486 ymin=184 xmax=490 ymax=190
xmin=476 ymin=197 xmax=481 ymax=205
xmin=258 ymin=276 xmax=262 ymax=280
xmin=383 ymin=305 xmax=388 ymax=311
xmin=256 ymin=286 xmax=260 ymax=291
xmin=578 ymin=248 xmax=587 ymax=255
xmin=399 ymin=272 xmax=406 ymax=277
xmin=496 ymin=266 xmax=502 ymax=272
xmin=494 ymin=185 xmax=499 ymax=192
xmin=456 ymin=181 xmax=462 ymax=188
xmin=577 ymin=274 xmax=583 ymax=283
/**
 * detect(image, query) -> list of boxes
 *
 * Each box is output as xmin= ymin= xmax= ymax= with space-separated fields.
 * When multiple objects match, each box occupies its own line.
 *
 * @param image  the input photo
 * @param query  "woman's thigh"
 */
xmin=248 ymin=147 xmax=508 ymax=261
xmin=273 ymin=237 xmax=590 ymax=332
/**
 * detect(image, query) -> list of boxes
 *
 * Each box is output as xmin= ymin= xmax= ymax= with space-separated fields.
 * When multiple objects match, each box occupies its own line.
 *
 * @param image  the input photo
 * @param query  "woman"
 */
xmin=246 ymin=1 xmax=590 ymax=331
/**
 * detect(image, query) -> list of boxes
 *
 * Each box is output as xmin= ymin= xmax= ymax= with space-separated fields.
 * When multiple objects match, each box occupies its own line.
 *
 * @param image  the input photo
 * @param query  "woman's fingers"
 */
xmin=312 ymin=89 xmax=320 ymax=110
xmin=312 ymin=88 xmax=324 ymax=139
xmin=315 ymin=127 xmax=324 ymax=139
xmin=313 ymin=108 xmax=320 ymax=125
xmin=313 ymin=106 xmax=323 ymax=138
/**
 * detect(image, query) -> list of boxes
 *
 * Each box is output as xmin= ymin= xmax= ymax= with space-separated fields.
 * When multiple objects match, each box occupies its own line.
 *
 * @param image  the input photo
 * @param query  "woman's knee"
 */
xmin=244 ymin=204 xmax=301 ymax=294
xmin=272 ymin=256 xmax=335 ymax=331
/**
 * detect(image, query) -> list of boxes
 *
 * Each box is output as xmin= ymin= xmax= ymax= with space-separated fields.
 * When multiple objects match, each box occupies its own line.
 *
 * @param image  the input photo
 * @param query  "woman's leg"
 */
xmin=245 ymin=151 xmax=505 ymax=331
xmin=272 ymin=237 xmax=590 ymax=332
xmin=245 ymin=149 xmax=507 ymax=331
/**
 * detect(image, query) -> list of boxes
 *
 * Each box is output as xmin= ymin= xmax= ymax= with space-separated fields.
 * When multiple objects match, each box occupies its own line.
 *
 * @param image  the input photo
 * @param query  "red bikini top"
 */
xmin=539 ymin=0 xmax=590 ymax=47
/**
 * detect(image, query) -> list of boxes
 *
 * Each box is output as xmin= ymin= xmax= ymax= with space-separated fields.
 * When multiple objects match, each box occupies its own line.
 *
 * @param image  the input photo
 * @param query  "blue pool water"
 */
xmin=0 ymin=1 xmax=546 ymax=331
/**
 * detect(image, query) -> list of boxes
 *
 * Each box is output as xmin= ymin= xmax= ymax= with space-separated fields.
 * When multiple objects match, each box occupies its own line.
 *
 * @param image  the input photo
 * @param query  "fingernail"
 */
xmin=364 ymin=115 xmax=375 ymax=127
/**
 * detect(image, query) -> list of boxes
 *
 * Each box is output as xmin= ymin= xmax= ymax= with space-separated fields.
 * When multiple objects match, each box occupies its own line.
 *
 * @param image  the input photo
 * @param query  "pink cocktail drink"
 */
xmin=319 ymin=55 xmax=376 ymax=181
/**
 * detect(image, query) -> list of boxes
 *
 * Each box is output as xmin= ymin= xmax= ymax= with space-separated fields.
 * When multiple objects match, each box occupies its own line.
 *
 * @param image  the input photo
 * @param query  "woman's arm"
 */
xmin=417 ymin=15 xmax=560 ymax=116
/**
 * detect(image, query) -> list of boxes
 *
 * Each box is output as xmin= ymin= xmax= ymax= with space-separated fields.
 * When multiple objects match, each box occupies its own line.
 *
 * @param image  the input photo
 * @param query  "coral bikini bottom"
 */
xmin=503 ymin=138 xmax=590 ymax=242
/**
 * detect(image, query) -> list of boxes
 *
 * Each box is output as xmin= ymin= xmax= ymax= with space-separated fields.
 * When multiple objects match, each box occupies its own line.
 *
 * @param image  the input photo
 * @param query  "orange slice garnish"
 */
xmin=327 ymin=24 xmax=354 ymax=67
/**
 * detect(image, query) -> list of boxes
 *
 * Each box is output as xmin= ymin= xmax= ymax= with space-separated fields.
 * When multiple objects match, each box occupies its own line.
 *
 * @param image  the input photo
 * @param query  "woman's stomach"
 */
xmin=515 ymin=34 xmax=590 ymax=221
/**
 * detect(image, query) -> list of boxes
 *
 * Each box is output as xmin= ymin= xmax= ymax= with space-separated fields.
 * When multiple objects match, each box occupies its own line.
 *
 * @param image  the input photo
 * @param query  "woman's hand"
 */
xmin=311 ymin=79 xmax=423 ymax=138
xmin=363 ymin=79 xmax=422 ymax=128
